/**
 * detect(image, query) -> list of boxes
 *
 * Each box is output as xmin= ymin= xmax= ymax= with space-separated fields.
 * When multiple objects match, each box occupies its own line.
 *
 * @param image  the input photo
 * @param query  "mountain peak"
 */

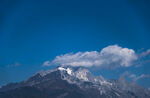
xmin=57 ymin=66 xmax=94 ymax=82
xmin=0 ymin=67 xmax=150 ymax=98
xmin=58 ymin=66 xmax=73 ymax=75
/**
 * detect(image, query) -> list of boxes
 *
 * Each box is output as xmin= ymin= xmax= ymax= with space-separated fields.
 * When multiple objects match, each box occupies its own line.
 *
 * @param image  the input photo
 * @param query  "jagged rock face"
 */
xmin=0 ymin=67 xmax=150 ymax=98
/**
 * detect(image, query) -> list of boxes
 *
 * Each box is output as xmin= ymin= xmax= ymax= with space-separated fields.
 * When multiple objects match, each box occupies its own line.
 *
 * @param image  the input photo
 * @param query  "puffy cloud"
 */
xmin=100 ymin=45 xmax=137 ymax=67
xmin=47 ymin=45 xmax=137 ymax=68
xmin=51 ymin=51 xmax=99 ymax=67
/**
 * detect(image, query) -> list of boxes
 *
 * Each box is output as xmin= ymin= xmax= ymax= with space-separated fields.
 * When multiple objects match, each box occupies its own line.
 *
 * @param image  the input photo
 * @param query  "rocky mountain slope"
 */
xmin=0 ymin=66 xmax=150 ymax=98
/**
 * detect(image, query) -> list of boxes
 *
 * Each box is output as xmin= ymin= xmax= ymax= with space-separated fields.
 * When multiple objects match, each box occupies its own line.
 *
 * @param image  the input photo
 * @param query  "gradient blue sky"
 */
xmin=0 ymin=0 xmax=150 ymax=88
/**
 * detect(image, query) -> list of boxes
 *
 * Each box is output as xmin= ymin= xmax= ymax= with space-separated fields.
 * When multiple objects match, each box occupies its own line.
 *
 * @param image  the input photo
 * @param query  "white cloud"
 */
xmin=46 ymin=45 xmax=137 ymax=68
xmin=100 ymin=45 xmax=137 ymax=67
xmin=42 ymin=61 xmax=51 ymax=66
xmin=121 ymin=71 xmax=150 ymax=81
xmin=140 ymin=49 xmax=150 ymax=57
xmin=129 ymin=74 xmax=150 ymax=81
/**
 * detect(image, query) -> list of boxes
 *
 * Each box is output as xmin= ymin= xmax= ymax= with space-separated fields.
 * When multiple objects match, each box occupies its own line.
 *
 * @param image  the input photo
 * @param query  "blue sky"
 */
xmin=0 ymin=0 xmax=150 ymax=88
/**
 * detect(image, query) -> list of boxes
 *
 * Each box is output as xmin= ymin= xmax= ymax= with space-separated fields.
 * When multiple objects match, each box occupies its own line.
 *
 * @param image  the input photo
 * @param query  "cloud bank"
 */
xmin=44 ymin=45 xmax=138 ymax=68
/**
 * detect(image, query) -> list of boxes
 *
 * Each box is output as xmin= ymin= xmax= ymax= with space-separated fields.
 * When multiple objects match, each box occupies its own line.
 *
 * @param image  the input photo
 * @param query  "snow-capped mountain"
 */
xmin=0 ymin=66 xmax=150 ymax=98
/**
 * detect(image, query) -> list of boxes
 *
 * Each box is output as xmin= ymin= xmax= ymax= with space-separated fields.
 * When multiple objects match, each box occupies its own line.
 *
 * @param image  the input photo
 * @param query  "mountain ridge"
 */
xmin=0 ymin=66 xmax=150 ymax=98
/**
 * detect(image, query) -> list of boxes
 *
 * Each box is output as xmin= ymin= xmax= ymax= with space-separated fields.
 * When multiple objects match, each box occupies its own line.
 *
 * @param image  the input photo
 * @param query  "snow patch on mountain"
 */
xmin=58 ymin=67 xmax=72 ymax=75
xmin=57 ymin=66 xmax=113 ymax=89
xmin=75 ymin=69 xmax=90 ymax=81
xmin=66 ymin=68 xmax=72 ymax=75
